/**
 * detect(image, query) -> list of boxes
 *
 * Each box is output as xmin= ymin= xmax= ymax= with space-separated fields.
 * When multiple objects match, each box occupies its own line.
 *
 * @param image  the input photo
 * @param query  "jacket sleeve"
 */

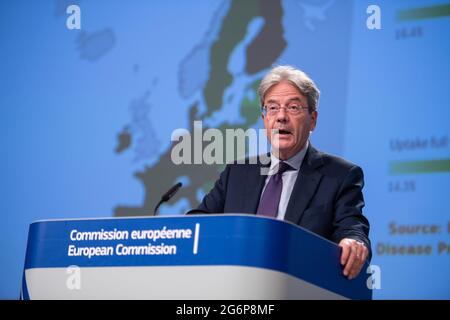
xmin=185 ymin=164 xmax=230 ymax=214
xmin=331 ymin=165 xmax=372 ymax=260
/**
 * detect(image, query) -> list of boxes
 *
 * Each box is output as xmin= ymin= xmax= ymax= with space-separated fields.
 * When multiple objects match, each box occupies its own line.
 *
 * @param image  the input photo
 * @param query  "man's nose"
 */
xmin=276 ymin=108 xmax=288 ymax=122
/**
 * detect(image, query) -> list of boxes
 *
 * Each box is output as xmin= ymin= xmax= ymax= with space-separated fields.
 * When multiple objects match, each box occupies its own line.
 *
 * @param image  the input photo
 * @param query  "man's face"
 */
xmin=262 ymin=81 xmax=317 ymax=160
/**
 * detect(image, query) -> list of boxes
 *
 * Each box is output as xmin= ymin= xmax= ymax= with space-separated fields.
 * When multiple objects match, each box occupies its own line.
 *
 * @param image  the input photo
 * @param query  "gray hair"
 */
xmin=258 ymin=65 xmax=320 ymax=112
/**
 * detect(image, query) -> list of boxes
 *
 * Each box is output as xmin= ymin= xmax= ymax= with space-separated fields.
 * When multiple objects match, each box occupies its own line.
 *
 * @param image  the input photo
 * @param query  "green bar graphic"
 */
xmin=397 ymin=3 xmax=450 ymax=21
xmin=390 ymin=159 xmax=450 ymax=175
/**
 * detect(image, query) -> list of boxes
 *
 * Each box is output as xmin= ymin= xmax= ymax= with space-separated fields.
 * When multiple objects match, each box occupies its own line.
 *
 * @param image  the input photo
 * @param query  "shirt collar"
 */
xmin=269 ymin=140 xmax=309 ymax=174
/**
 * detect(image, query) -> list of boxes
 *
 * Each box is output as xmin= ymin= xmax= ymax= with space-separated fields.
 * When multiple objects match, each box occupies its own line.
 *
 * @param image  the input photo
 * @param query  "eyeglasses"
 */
xmin=262 ymin=104 xmax=309 ymax=116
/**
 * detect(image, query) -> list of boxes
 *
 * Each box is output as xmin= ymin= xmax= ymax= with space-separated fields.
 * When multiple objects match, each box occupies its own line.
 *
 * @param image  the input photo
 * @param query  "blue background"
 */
xmin=1 ymin=0 xmax=449 ymax=299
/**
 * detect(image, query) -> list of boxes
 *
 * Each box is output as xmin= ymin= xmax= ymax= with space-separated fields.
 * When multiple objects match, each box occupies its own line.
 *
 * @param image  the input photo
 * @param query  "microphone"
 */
xmin=153 ymin=182 xmax=183 ymax=215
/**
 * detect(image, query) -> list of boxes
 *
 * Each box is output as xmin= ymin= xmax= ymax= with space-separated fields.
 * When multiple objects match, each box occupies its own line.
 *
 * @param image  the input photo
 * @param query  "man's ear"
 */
xmin=309 ymin=111 xmax=318 ymax=131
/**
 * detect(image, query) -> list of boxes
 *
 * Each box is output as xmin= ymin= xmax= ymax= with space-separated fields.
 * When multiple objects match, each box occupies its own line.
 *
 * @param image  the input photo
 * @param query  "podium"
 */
xmin=22 ymin=214 xmax=372 ymax=300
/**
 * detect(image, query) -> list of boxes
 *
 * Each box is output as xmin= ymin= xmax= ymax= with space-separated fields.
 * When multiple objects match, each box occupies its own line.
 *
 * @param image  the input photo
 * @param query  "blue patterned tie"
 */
xmin=256 ymin=161 xmax=293 ymax=217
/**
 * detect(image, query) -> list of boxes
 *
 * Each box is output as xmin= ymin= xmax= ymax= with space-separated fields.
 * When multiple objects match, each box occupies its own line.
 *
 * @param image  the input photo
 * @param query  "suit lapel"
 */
xmin=242 ymin=162 xmax=269 ymax=214
xmin=284 ymin=145 xmax=324 ymax=224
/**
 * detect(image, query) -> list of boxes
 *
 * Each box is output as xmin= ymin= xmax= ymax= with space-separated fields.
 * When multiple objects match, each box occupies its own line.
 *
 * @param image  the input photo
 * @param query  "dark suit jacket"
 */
xmin=188 ymin=144 xmax=371 ymax=257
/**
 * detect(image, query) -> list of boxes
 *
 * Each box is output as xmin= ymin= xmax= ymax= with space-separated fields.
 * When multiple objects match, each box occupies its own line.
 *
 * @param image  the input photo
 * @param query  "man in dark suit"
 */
xmin=189 ymin=65 xmax=370 ymax=280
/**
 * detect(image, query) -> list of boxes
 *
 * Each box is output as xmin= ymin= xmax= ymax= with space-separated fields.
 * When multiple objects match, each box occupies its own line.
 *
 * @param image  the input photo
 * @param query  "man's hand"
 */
xmin=339 ymin=238 xmax=369 ymax=280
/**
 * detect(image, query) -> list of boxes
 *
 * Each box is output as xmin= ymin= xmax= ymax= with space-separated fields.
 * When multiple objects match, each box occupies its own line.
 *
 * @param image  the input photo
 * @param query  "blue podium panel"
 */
xmin=22 ymin=214 xmax=372 ymax=300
